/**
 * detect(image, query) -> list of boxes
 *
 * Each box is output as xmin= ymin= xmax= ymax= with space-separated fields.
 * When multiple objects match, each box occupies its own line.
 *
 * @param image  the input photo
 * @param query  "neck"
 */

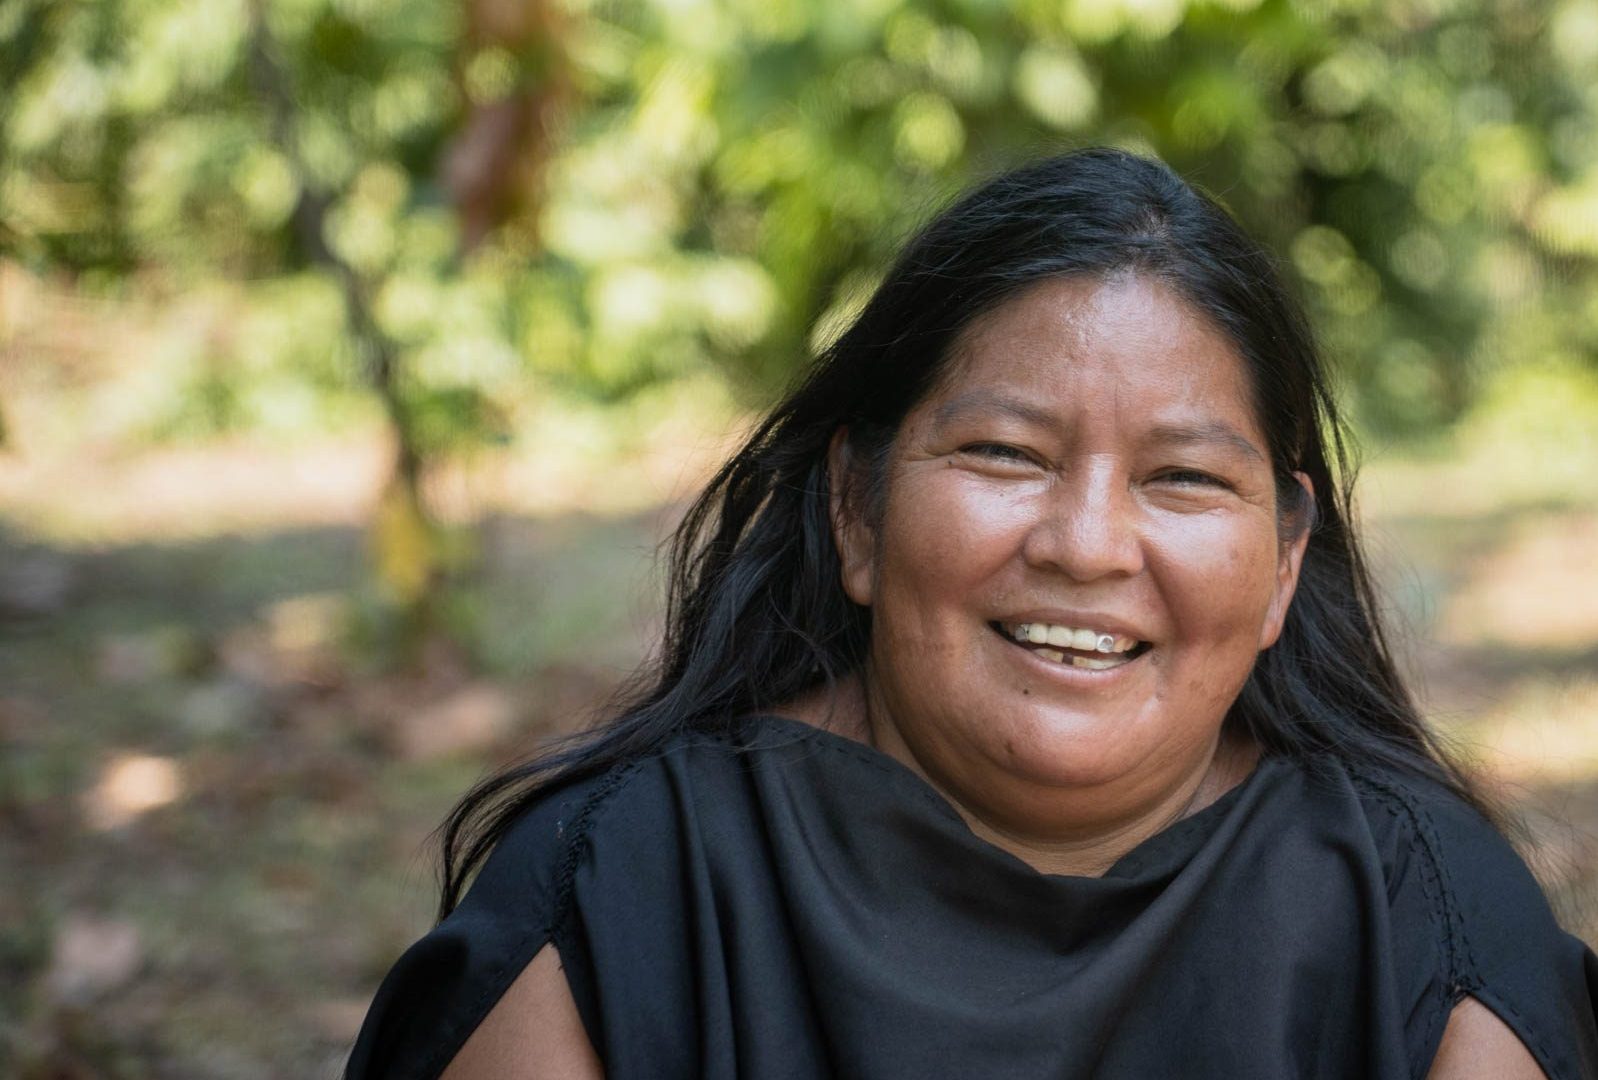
xmin=781 ymin=668 xmax=1257 ymax=878
xmin=874 ymin=710 xmax=1256 ymax=876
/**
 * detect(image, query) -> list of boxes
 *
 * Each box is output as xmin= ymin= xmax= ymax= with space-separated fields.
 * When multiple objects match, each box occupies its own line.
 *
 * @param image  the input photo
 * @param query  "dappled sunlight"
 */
xmin=1457 ymin=676 xmax=1598 ymax=786
xmin=1359 ymin=360 xmax=1598 ymax=523
xmin=0 ymin=280 xmax=747 ymax=543
xmin=45 ymin=914 xmax=144 ymax=1005
xmin=1457 ymin=674 xmax=1598 ymax=786
xmin=0 ymin=431 xmax=390 ymax=543
xmin=389 ymin=682 xmax=520 ymax=761
xmin=265 ymin=592 xmax=349 ymax=655
xmin=81 ymin=752 xmax=185 ymax=831
xmin=488 ymin=375 xmax=747 ymax=519
xmin=1369 ymin=457 xmax=1598 ymax=786
xmin=1437 ymin=512 xmax=1598 ymax=651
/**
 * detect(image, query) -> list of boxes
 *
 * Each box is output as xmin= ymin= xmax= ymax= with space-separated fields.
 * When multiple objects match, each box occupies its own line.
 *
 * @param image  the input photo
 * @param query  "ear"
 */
xmin=827 ymin=428 xmax=876 ymax=607
xmin=1258 ymin=471 xmax=1314 ymax=651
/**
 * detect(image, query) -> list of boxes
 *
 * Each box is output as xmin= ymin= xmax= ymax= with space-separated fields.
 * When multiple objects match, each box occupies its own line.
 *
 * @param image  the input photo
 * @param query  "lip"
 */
xmin=989 ymin=621 xmax=1153 ymax=685
xmin=993 ymin=609 xmax=1154 ymax=645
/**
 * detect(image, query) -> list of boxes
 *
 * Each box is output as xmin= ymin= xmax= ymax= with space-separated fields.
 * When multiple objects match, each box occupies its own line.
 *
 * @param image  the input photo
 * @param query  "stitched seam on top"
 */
xmin=1348 ymin=772 xmax=1562 ymax=1076
xmin=1370 ymin=792 xmax=1449 ymax=1080
xmin=1344 ymin=767 xmax=1458 ymax=1080
xmin=1341 ymin=767 xmax=1568 ymax=1078
xmin=548 ymin=760 xmax=645 ymax=936
xmin=416 ymin=761 xmax=642 ymax=1080
xmin=1346 ymin=768 xmax=1466 ymax=978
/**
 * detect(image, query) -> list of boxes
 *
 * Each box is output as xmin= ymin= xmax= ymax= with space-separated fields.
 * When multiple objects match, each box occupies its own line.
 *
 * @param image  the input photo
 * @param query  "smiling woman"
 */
xmin=828 ymin=275 xmax=1306 ymax=866
xmin=345 ymin=150 xmax=1597 ymax=1080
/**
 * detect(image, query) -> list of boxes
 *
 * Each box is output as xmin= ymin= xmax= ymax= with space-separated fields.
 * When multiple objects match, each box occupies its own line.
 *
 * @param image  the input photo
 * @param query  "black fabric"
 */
xmin=346 ymin=714 xmax=1598 ymax=1079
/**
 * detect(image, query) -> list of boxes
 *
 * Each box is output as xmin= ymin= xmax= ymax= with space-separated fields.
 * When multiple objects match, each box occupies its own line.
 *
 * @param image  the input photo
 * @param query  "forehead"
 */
xmin=922 ymin=274 xmax=1263 ymax=443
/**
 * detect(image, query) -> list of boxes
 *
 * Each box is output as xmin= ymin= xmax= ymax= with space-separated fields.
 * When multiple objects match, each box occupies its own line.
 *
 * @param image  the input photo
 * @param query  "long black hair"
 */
xmin=437 ymin=147 xmax=1483 ymax=917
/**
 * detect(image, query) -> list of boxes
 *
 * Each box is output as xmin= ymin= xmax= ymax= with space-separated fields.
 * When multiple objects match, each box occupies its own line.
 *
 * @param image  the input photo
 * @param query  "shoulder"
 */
xmin=1341 ymin=759 xmax=1562 ymax=962
xmin=1339 ymin=759 xmax=1598 ymax=1080
xmin=461 ymin=724 xmax=771 ymax=930
xmin=345 ymin=727 xmax=758 ymax=1080
xmin=343 ymin=763 xmax=628 ymax=1080
xmin=475 ymin=722 xmax=776 ymax=891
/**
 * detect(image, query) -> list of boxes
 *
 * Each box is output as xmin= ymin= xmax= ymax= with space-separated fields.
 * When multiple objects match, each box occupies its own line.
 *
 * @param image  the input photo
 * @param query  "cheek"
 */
xmin=878 ymin=472 xmax=1032 ymax=590
xmin=1149 ymin=516 xmax=1282 ymax=646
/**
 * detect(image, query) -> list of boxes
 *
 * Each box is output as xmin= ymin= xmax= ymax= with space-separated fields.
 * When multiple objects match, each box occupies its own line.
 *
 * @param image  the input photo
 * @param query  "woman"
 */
xmin=346 ymin=149 xmax=1597 ymax=1079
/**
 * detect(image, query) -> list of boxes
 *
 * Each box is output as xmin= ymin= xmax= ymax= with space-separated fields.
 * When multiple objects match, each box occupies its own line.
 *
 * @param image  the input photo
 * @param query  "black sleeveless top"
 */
xmin=346 ymin=714 xmax=1598 ymax=1079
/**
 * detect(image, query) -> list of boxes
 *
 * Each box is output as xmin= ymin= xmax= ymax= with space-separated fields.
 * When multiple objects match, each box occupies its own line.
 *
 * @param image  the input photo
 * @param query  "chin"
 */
xmin=971 ymin=708 xmax=1155 ymax=791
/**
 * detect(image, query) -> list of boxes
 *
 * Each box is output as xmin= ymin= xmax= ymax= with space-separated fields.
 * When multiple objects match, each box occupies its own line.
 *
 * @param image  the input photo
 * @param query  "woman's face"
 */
xmin=831 ymin=274 xmax=1310 ymax=839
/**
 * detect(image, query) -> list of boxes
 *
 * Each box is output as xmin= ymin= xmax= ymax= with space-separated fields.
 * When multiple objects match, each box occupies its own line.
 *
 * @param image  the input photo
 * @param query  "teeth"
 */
xmin=1071 ymin=655 xmax=1123 ymax=671
xmin=1008 ymin=623 xmax=1140 ymax=654
xmin=1036 ymin=647 xmax=1066 ymax=663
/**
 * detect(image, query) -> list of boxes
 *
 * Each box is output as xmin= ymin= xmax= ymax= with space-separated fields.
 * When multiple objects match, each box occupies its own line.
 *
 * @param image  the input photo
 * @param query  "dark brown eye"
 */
xmin=1159 ymin=469 xmax=1227 ymax=488
xmin=964 ymin=443 xmax=1032 ymax=463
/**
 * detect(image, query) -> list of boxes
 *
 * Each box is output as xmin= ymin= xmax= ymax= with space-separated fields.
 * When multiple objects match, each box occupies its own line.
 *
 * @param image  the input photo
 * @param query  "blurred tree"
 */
xmin=446 ymin=0 xmax=570 ymax=251
xmin=2 ymin=0 xmax=1594 ymax=663
xmin=245 ymin=0 xmax=452 ymax=663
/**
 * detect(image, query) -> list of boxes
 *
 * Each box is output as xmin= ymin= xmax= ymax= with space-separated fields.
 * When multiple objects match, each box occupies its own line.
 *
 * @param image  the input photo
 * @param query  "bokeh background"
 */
xmin=3 ymin=0 xmax=1597 ymax=1074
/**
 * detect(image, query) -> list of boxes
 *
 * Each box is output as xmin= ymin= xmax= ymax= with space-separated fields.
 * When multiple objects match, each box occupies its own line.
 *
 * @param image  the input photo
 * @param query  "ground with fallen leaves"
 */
xmin=1 ymin=438 xmax=1595 ymax=1079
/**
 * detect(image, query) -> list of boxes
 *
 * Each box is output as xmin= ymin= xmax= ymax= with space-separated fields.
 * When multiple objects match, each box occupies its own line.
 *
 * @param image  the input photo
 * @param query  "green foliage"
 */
xmin=5 ymin=0 xmax=1597 ymax=669
xmin=4 ymin=0 xmax=1596 ymax=441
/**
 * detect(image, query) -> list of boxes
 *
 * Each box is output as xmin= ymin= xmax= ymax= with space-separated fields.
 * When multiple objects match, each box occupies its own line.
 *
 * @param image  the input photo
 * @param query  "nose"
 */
xmin=1020 ymin=459 xmax=1144 ymax=581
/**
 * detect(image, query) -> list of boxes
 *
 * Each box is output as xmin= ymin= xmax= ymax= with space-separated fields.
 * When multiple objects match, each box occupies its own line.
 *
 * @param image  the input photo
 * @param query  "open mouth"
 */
xmin=988 ymin=621 xmax=1152 ymax=671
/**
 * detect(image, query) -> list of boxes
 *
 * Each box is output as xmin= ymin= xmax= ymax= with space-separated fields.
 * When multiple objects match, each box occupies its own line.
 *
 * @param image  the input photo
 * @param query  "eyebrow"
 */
xmin=931 ymin=391 xmax=1059 ymax=431
xmin=1145 ymin=421 xmax=1266 ymax=463
xmin=931 ymin=392 xmax=1266 ymax=463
